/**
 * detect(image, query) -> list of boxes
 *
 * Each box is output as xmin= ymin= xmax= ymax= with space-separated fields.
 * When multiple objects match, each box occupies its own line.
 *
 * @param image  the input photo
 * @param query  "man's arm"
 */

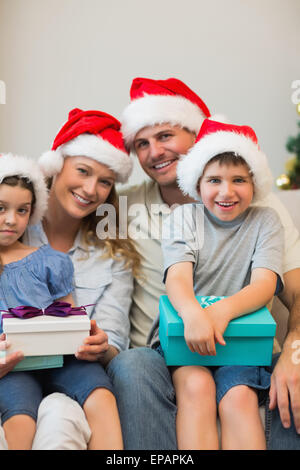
xmin=269 ymin=268 xmax=300 ymax=433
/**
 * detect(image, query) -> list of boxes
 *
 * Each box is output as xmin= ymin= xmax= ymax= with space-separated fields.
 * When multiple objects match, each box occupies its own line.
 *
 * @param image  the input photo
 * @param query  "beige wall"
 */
xmin=0 ymin=0 xmax=299 ymax=185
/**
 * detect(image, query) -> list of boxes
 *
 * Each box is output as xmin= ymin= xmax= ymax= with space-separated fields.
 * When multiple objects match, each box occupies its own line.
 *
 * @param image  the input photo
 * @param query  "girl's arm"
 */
xmin=57 ymin=292 xmax=75 ymax=306
xmin=166 ymin=262 xmax=225 ymax=356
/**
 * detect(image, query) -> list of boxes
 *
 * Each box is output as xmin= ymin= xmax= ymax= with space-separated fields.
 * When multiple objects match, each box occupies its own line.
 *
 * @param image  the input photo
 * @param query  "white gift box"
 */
xmin=2 ymin=314 xmax=91 ymax=356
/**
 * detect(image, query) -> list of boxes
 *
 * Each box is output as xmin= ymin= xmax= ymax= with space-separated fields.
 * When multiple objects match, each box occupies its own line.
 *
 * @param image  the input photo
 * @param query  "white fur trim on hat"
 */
xmin=121 ymin=94 xmax=206 ymax=147
xmin=0 ymin=153 xmax=48 ymax=225
xmin=39 ymin=134 xmax=133 ymax=184
xmin=177 ymin=131 xmax=273 ymax=204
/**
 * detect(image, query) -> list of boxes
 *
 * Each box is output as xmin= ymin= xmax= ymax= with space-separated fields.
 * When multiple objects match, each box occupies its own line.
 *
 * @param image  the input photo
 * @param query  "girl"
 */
xmin=150 ymin=119 xmax=284 ymax=449
xmin=0 ymin=108 xmax=140 ymax=450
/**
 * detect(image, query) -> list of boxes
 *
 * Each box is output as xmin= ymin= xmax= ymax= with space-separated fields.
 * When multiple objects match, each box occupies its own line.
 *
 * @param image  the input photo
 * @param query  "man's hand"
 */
xmin=0 ymin=333 xmax=24 ymax=378
xmin=270 ymin=268 xmax=300 ymax=433
xmin=75 ymin=320 xmax=109 ymax=362
xmin=269 ymin=332 xmax=300 ymax=433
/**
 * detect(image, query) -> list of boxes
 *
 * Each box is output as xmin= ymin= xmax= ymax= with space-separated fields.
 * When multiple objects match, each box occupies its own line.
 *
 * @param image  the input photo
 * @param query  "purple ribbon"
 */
xmin=1 ymin=301 xmax=95 ymax=322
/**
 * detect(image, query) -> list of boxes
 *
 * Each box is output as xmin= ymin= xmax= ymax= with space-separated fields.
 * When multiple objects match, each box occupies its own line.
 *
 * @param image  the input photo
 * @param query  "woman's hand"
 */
xmin=75 ymin=320 xmax=109 ymax=362
xmin=0 ymin=333 xmax=24 ymax=378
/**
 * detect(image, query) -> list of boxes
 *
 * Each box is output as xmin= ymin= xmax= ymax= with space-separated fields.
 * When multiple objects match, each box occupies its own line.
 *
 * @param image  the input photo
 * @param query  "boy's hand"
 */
xmin=183 ymin=308 xmax=217 ymax=356
xmin=204 ymin=303 xmax=228 ymax=348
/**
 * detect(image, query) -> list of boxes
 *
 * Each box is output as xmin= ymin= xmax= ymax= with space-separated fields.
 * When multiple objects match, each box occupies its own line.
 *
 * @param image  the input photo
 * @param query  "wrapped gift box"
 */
xmin=0 ymin=352 xmax=64 ymax=371
xmin=2 ymin=314 xmax=91 ymax=357
xmin=159 ymin=295 xmax=276 ymax=366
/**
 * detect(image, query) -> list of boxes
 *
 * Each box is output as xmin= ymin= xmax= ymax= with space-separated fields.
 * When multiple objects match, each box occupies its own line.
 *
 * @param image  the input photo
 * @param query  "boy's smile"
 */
xmin=198 ymin=160 xmax=254 ymax=222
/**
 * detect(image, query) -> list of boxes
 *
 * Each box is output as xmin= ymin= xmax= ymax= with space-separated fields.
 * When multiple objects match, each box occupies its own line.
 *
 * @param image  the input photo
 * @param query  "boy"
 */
xmin=149 ymin=119 xmax=284 ymax=449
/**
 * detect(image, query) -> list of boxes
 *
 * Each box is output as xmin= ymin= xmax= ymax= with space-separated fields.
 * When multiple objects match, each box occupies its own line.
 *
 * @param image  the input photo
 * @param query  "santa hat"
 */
xmin=0 ymin=153 xmax=48 ymax=225
xmin=39 ymin=108 xmax=132 ymax=183
xmin=121 ymin=77 xmax=221 ymax=148
xmin=177 ymin=119 xmax=273 ymax=204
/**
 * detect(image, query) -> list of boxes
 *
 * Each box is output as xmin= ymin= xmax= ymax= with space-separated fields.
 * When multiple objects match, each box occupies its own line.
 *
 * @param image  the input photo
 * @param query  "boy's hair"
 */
xmin=202 ymin=152 xmax=252 ymax=174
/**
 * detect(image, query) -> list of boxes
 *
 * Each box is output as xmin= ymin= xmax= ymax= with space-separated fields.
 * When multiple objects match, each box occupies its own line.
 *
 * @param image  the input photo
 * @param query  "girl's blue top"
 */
xmin=0 ymin=244 xmax=74 ymax=313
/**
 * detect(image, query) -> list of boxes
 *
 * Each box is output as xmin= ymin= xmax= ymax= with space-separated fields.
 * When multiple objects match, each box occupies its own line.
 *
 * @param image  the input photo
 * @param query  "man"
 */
xmin=106 ymin=77 xmax=300 ymax=449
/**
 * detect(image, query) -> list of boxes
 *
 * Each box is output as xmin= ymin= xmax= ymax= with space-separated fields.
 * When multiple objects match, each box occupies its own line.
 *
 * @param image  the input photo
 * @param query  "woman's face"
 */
xmin=51 ymin=156 xmax=116 ymax=220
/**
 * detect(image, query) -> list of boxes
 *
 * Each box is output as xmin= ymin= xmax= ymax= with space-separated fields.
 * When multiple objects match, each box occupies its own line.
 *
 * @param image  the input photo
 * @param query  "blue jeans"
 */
xmin=107 ymin=348 xmax=300 ymax=450
xmin=265 ymin=353 xmax=300 ymax=449
xmin=107 ymin=347 xmax=177 ymax=450
xmin=0 ymin=356 xmax=113 ymax=425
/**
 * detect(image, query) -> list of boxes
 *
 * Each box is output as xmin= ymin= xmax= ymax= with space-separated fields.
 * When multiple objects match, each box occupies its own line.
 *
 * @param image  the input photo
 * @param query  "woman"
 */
xmin=0 ymin=108 xmax=140 ymax=449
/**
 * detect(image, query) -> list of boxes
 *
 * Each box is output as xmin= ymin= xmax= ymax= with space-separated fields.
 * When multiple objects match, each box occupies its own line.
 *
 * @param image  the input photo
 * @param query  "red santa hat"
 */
xmin=0 ymin=153 xmax=48 ymax=225
xmin=121 ymin=77 xmax=226 ymax=148
xmin=39 ymin=108 xmax=133 ymax=183
xmin=177 ymin=119 xmax=273 ymax=203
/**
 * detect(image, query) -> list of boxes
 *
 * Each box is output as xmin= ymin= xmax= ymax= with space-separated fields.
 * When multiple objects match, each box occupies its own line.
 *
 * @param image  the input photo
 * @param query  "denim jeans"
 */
xmin=265 ymin=353 xmax=300 ymax=449
xmin=106 ymin=347 xmax=177 ymax=450
xmin=107 ymin=348 xmax=300 ymax=450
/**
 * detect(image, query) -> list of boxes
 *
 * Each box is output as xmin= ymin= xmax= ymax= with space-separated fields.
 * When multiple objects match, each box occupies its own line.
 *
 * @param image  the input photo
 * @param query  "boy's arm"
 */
xmin=166 ymin=262 xmax=224 ymax=356
xmin=213 ymin=267 xmax=277 ymax=322
xmin=205 ymin=268 xmax=277 ymax=342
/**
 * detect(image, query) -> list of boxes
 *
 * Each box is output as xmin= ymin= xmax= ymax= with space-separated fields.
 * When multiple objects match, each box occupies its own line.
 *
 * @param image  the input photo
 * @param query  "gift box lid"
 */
xmin=159 ymin=295 xmax=276 ymax=337
xmin=2 ymin=313 xmax=90 ymax=334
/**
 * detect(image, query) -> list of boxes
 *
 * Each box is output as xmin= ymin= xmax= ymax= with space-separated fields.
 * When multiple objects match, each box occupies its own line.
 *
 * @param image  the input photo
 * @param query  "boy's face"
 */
xmin=198 ymin=160 xmax=254 ymax=222
xmin=133 ymin=124 xmax=196 ymax=187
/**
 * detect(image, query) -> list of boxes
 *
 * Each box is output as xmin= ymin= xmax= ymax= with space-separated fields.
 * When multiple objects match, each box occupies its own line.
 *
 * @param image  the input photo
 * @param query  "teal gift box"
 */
xmin=159 ymin=295 xmax=276 ymax=366
xmin=0 ymin=351 xmax=64 ymax=371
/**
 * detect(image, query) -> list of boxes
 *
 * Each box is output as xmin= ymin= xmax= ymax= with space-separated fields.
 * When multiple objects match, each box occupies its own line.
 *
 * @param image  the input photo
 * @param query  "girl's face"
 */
xmin=51 ymin=156 xmax=116 ymax=220
xmin=198 ymin=160 xmax=254 ymax=222
xmin=0 ymin=184 xmax=32 ymax=247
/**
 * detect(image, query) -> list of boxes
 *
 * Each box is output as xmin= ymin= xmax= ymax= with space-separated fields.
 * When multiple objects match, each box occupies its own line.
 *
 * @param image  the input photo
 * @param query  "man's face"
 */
xmin=133 ymin=124 xmax=196 ymax=186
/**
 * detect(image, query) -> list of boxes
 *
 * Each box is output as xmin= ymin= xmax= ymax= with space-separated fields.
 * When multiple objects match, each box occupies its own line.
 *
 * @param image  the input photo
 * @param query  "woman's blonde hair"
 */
xmin=80 ymin=185 xmax=141 ymax=278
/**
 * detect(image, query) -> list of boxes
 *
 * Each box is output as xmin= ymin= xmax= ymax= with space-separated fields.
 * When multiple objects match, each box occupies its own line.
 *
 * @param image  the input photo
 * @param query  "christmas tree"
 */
xmin=277 ymin=105 xmax=300 ymax=190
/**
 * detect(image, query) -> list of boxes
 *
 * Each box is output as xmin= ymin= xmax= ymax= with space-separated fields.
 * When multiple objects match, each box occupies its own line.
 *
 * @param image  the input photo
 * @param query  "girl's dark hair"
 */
xmin=0 ymin=175 xmax=36 ymax=275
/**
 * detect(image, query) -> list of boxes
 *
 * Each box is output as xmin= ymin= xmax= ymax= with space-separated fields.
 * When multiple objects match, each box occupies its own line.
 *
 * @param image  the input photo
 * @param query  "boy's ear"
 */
xmin=196 ymin=179 xmax=201 ymax=196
